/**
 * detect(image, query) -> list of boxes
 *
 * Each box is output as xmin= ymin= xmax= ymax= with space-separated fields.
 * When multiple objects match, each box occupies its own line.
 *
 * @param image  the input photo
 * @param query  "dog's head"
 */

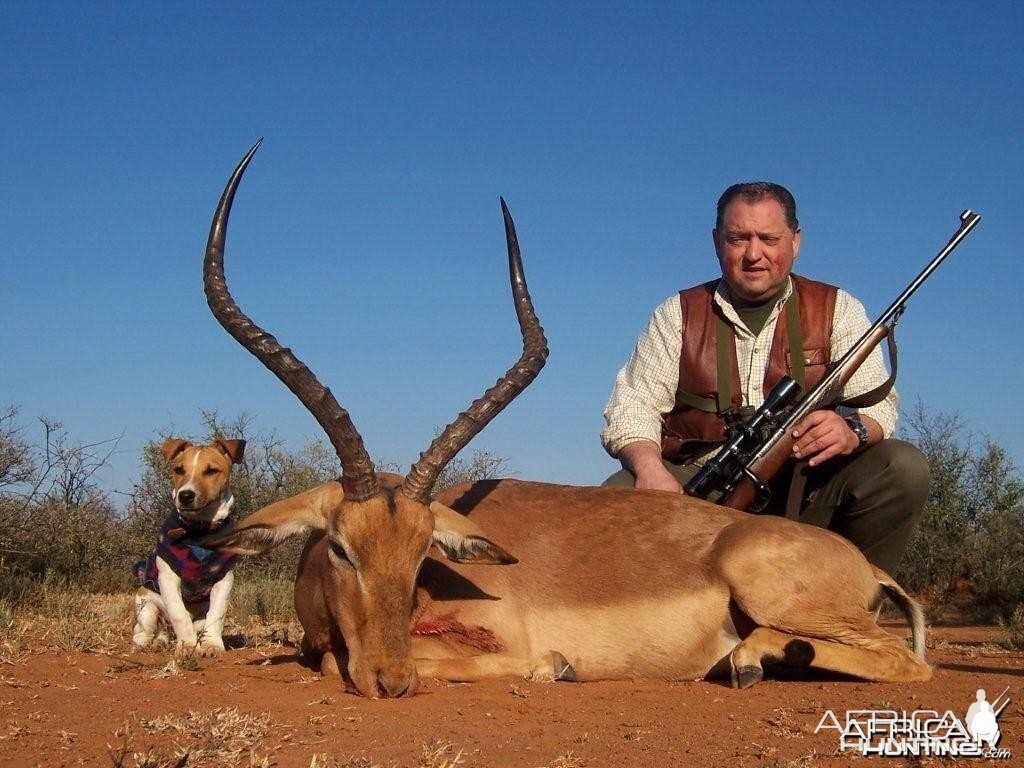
xmin=161 ymin=439 xmax=246 ymax=524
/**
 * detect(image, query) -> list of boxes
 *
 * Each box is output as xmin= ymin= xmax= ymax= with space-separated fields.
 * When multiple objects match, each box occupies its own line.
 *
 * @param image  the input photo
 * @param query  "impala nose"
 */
xmin=376 ymin=666 xmax=418 ymax=698
xmin=177 ymin=489 xmax=196 ymax=506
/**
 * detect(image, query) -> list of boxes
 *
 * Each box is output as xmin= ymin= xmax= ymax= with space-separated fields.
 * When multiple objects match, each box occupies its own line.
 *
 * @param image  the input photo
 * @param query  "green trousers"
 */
xmin=602 ymin=439 xmax=929 ymax=575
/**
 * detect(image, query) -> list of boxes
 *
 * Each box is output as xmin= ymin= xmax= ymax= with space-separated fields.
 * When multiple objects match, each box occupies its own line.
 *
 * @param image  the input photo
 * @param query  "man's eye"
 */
xmin=763 ymin=237 xmax=780 ymax=245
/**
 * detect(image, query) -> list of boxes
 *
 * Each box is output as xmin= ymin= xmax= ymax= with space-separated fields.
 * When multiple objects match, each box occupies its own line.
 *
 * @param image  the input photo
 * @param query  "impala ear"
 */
xmin=201 ymin=481 xmax=342 ymax=555
xmin=429 ymin=501 xmax=518 ymax=565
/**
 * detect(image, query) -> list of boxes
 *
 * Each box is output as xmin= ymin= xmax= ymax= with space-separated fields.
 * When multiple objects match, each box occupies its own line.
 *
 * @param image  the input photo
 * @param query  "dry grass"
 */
xmin=545 ymin=752 xmax=585 ymax=768
xmin=0 ymin=574 xmax=303 ymax=660
xmin=107 ymin=724 xmax=187 ymax=768
xmin=419 ymin=740 xmax=464 ymax=768
xmin=106 ymin=708 xmax=279 ymax=767
xmin=764 ymin=707 xmax=805 ymax=739
xmin=105 ymin=712 xmax=476 ymax=768
xmin=0 ymin=597 xmax=25 ymax=661
xmin=308 ymin=755 xmax=380 ymax=768
xmin=6 ymin=585 xmax=130 ymax=653
xmin=229 ymin=576 xmax=295 ymax=627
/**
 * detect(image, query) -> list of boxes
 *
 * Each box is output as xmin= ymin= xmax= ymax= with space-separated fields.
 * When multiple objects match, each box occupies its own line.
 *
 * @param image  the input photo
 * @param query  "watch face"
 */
xmin=847 ymin=417 xmax=868 ymax=446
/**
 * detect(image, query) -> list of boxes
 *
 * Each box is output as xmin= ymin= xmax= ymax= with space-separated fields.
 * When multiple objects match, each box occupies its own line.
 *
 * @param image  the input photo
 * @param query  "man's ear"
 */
xmin=429 ymin=501 xmax=518 ymax=565
xmin=712 ymin=227 xmax=725 ymax=262
xmin=161 ymin=439 xmax=191 ymax=463
xmin=792 ymin=228 xmax=802 ymax=260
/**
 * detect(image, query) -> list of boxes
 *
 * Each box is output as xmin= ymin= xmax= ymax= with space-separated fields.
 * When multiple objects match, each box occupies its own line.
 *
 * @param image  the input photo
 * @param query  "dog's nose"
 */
xmin=177 ymin=489 xmax=196 ymax=506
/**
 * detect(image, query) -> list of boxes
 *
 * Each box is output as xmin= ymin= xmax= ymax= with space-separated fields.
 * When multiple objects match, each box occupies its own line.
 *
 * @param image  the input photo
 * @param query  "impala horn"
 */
xmin=202 ymin=139 xmax=380 ymax=501
xmin=204 ymin=142 xmax=547 ymax=505
xmin=401 ymin=198 xmax=548 ymax=503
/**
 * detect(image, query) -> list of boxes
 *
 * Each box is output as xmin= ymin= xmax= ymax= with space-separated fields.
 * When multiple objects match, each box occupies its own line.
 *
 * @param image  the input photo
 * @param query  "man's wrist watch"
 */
xmin=844 ymin=416 xmax=869 ymax=450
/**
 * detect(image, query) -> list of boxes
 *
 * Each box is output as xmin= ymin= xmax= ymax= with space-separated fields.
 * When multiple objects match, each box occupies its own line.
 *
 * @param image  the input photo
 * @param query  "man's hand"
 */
xmin=791 ymin=410 xmax=868 ymax=467
xmin=635 ymin=465 xmax=683 ymax=493
xmin=617 ymin=441 xmax=682 ymax=493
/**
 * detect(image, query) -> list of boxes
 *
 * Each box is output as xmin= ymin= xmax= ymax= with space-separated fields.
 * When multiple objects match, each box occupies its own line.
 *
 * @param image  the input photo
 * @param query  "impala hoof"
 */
xmin=552 ymin=652 xmax=576 ymax=682
xmin=732 ymin=664 xmax=763 ymax=689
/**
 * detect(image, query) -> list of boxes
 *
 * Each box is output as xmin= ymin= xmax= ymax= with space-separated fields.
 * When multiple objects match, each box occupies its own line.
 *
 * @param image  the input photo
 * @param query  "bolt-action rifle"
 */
xmin=684 ymin=210 xmax=982 ymax=513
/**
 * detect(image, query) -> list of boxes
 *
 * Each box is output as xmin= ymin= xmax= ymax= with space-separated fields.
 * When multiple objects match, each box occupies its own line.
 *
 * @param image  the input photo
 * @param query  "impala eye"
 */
xmin=328 ymin=538 xmax=352 ymax=566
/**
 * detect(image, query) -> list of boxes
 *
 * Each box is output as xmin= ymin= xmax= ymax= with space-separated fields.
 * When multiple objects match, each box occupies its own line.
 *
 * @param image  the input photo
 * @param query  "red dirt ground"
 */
xmin=1 ymin=623 xmax=1020 ymax=768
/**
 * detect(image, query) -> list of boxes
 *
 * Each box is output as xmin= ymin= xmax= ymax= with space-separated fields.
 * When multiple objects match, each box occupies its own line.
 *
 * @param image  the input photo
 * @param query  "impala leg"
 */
xmin=319 ymin=651 xmax=344 ymax=677
xmin=729 ymin=626 xmax=931 ymax=688
xmin=416 ymin=651 xmax=576 ymax=683
xmin=300 ymin=635 xmax=347 ymax=678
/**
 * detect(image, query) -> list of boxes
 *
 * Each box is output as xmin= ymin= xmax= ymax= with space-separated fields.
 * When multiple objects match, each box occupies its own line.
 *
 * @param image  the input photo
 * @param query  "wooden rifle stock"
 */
xmin=720 ymin=324 xmax=890 ymax=510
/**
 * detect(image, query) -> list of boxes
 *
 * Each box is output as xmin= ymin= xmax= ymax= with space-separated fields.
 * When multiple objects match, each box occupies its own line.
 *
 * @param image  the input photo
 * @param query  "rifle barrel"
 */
xmin=877 ymin=209 xmax=980 ymax=329
xmin=764 ymin=210 xmax=980 ymax=449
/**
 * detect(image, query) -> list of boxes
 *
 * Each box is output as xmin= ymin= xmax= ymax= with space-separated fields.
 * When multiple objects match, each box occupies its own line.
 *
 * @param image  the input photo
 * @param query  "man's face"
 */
xmin=713 ymin=197 xmax=801 ymax=303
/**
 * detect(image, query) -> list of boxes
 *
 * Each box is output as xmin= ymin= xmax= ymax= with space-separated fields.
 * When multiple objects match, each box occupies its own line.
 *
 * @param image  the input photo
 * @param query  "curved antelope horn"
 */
xmin=402 ymin=199 xmax=548 ymax=504
xmin=203 ymin=140 xmax=380 ymax=501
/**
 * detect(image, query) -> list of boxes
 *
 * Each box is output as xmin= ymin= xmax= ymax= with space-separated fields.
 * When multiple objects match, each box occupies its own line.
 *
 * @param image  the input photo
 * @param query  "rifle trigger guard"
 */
xmin=741 ymin=466 xmax=773 ymax=514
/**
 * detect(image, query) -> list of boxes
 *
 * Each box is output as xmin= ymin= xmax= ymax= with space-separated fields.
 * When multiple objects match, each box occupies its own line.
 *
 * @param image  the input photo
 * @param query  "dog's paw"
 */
xmin=134 ymin=630 xmax=172 ymax=651
xmin=197 ymin=640 xmax=226 ymax=658
xmin=175 ymin=638 xmax=201 ymax=657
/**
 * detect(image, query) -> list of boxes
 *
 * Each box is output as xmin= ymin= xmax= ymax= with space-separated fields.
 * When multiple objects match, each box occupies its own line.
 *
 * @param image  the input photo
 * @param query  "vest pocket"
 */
xmin=787 ymin=346 xmax=829 ymax=389
xmin=787 ymin=346 xmax=828 ymax=371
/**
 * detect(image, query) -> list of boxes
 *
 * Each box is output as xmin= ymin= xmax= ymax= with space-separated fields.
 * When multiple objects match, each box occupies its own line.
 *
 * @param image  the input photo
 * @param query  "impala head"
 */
xmin=323 ymin=476 xmax=434 ymax=697
xmin=200 ymin=140 xmax=545 ymax=697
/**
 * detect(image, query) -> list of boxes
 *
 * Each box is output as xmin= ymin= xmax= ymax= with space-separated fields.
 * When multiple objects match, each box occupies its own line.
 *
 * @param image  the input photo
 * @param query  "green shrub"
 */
xmin=1003 ymin=605 xmax=1024 ymax=650
xmin=897 ymin=401 xmax=1024 ymax=618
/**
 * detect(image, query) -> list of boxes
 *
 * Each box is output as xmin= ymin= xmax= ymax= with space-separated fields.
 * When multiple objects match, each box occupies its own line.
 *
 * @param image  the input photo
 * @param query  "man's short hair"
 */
xmin=716 ymin=182 xmax=799 ymax=232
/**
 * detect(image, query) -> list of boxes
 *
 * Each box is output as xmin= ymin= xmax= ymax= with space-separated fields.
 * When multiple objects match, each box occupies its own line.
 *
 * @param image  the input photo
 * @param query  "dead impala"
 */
xmin=202 ymin=141 xmax=931 ymax=698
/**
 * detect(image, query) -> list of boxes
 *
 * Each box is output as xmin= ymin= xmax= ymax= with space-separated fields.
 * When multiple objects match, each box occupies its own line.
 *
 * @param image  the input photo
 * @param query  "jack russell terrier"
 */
xmin=132 ymin=438 xmax=245 ymax=656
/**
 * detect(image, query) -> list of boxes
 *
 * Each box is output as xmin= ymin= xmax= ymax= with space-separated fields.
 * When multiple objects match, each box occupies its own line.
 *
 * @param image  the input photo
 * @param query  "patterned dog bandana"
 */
xmin=134 ymin=512 xmax=238 ymax=604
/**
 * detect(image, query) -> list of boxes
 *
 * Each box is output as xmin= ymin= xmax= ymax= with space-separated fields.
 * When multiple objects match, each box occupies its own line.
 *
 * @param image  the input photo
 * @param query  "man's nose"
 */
xmin=743 ymin=238 xmax=763 ymax=262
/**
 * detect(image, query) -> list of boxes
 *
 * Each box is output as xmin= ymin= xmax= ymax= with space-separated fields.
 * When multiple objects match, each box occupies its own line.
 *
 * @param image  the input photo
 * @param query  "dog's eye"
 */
xmin=173 ymin=466 xmax=185 ymax=475
xmin=203 ymin=467 xmax=220 ymax=476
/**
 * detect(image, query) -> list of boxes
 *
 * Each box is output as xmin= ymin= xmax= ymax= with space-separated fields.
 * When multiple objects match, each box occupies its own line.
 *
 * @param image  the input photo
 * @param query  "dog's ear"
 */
xmin=161 ymin=439 xmax=192 ymax=463
xmin=214 ymin=439 xmax=246 ymax=465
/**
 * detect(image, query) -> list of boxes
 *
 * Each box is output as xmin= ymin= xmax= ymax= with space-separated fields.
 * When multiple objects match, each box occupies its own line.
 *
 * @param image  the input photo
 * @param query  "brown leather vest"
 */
xmin=661 ymin=274 xmax=837 ymax=459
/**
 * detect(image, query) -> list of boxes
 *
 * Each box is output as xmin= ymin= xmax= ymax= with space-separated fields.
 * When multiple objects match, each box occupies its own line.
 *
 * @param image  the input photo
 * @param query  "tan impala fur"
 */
xmin=198 ymin=141 xmax=929 ymax=697
xmin=209 ymin=475 xmax=929 ymax=693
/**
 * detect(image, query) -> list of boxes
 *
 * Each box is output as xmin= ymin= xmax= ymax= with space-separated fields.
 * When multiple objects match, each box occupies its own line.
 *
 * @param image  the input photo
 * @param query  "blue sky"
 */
xmin=2 ymin=2 xmax=1021 ymax=499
